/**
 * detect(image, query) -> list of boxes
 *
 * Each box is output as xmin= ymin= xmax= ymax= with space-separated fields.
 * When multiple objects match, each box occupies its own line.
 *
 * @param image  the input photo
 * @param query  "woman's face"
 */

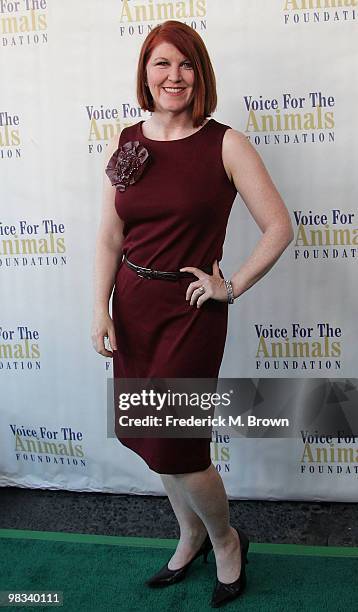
xmin=145 ymin=41 xmax=195 ymax=114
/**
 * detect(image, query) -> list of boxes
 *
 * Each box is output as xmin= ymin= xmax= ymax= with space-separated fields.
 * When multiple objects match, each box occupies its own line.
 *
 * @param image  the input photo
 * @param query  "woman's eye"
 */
xmin=155 ymin=61 xmax=192 ymax=68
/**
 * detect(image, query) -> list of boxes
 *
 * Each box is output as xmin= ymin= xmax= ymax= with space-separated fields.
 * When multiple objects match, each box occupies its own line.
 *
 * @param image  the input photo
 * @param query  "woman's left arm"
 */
xmin=222 ymin=129 xmax=294 ymax=299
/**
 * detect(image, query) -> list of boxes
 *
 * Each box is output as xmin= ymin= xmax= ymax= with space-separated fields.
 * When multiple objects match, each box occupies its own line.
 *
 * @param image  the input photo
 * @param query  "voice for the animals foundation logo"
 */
xmin=11 ymin=424 xmax=86 ymax=467
xmin=244 ymin=92 xmax=335 ymax=145
xmin=86 ymin=102 xmax=149 ymax=155
xmin=0 ymin=0 xmax=48 ymax=48
xmin=0 ymin=325 xmax=41 ymax=371
xmin=292 ymin=209 xmax=358 ymax=261
xmin=300 ymin=428 xmax=358 ymax=477
xmin=254 ymin=322 xmax=342 ymax=372
xmin=0 ymin=219 xmax=66 ymax=268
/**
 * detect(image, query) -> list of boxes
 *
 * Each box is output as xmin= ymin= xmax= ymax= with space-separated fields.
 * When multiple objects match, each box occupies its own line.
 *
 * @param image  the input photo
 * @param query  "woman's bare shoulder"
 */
xmin=222 ymin=129 xmax=252 ymax=183
xmin=222 ymin=128 xmax=263 ymax=173
xmin=223 ymin=127 xmax=249 ymax=149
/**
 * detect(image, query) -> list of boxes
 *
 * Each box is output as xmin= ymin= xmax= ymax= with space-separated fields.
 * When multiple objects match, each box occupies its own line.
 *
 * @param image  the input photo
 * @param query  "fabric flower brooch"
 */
xmin=105 ymin=140 xmax=149 ymax=192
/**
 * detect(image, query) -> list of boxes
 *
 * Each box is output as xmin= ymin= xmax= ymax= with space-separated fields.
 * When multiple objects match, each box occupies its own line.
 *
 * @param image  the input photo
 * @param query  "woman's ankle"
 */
xmin=212 ymin=526 xmax=240 ymax=554
xmin=179 ymin=526 xmax=207 ymax=548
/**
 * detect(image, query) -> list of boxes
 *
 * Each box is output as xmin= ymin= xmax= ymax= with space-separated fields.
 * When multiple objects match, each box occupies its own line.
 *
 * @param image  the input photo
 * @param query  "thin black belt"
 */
xmin=123 ymin=254 xmax=212 ymax=281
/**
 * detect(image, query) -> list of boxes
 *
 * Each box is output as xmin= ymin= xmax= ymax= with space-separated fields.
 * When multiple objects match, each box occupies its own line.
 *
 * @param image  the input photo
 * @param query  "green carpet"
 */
xmin=0 ymin=529 xmax=357 ymax=611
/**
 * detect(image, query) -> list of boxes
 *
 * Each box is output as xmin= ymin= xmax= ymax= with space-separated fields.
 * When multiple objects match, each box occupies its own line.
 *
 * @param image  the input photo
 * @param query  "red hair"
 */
xmin=136 ymin=21 xmax=217 ymax=128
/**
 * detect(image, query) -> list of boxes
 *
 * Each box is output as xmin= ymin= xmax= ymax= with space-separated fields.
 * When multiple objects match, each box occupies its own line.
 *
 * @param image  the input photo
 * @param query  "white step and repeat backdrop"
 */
xmin=1 ymin=1 xmax=357 ymax=501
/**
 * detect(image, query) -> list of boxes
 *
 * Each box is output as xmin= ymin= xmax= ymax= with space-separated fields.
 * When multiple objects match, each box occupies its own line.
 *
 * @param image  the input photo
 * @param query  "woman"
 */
xmin=92 ymin=20 xmax=293 ymax=608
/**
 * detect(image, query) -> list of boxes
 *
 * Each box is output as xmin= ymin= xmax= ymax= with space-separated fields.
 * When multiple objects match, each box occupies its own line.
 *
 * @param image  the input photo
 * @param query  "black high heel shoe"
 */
xmin=210 ymin=527 xmax=250 ymax=608
xmin=145 ymin=533 xmax=213 ymax=588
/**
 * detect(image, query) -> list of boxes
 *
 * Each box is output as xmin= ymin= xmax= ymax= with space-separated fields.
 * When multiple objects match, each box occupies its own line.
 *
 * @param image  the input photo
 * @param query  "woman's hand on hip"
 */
xmin=179 ymin=260 xmax=227 ymax=308
xmin=91 ymin=311 xmax=118 ymax=357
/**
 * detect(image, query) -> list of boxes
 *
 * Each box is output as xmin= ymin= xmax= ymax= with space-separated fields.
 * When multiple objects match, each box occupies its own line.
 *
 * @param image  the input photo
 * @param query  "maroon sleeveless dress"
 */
xmin=111 ymin=118 xmax=237 ymax=474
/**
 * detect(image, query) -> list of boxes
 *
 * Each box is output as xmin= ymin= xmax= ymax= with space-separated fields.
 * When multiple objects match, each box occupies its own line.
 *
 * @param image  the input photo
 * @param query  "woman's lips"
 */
xmin=162 ymin=87 xmax=186 ymax=96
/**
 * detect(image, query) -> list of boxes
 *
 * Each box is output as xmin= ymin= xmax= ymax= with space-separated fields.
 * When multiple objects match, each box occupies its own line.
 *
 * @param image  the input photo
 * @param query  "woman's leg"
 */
xmin=172 ymin=463 xmax=242 ymax=584
xmin=160 ymin=474 xmax=208 ymax=570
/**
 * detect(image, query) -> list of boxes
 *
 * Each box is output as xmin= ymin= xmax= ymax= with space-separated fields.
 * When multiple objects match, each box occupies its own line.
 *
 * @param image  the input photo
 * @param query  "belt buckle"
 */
xmin=137 ymin=267 xmax=153 ymax=280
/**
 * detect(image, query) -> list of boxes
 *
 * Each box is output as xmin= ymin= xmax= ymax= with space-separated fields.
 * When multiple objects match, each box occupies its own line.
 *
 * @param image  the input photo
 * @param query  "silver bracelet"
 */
xmin=224 ymin=279 xmax=235 ymax=304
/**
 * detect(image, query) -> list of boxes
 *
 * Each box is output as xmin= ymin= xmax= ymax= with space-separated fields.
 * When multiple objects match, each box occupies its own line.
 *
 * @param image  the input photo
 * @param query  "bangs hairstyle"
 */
xmin=136 ymin=20 xmax=217 ymax=128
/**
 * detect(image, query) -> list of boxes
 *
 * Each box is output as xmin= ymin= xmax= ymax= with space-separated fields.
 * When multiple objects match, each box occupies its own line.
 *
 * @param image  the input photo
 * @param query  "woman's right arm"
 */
xmin=91 ymin=133 xmax=124 ymax=357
